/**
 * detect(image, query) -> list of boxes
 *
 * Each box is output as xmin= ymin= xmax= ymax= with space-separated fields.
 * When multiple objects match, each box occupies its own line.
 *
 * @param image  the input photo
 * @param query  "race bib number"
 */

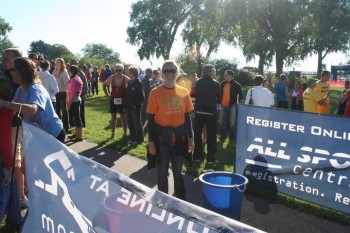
xmin=113 ymin=98 xmax=122 ymax=105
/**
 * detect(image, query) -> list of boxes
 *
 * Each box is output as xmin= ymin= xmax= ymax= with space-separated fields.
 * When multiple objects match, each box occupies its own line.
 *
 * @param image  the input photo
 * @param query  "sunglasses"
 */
xmin=162 ymin=69 xmax=177 ymax=75
xmin=9 ymin=68 xmax=18 ymax=72
xmin=115 ymin=69 xmax=123 ymax=72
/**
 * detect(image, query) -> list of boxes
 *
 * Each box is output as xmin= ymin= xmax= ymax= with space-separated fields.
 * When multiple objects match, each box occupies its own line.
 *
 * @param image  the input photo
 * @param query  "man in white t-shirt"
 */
xmin=38 ymin=60 xmax=59 ymax=107
xmin=245 ymin=75 xmax=274 ymax=107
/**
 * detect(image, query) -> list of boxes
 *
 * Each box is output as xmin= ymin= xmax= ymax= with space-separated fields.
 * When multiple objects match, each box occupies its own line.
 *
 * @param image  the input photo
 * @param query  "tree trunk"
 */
xmin=196 ymin=44 xmax=202 ymax=75
xmin=258 ymin=54 xmax=266 ymax=75
xmin=317 ymin=51 xmax=323 ymax=78
xmin=275 ymin=50 xmax=284 ymax=78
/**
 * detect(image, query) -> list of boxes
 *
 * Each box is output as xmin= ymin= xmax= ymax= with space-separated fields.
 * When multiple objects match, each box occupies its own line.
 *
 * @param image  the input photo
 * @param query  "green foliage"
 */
xmin=28 ymin=40 xmax=50 ymax=56
xmin=82 ymin=43 xmax=121 ymax=65
xmin=0 ymin=17 xmax=14 ymax=55
xmin=210 ymin=58 xmax=238 ymax=82
xmin=287 ymin=75 xmax=298 ymax=89
xmin=127 ymin=0 xmax=202 ymax=60
xmin=48 ymin=44 xmax=75 ymax=62
xmin=182 ymin=0 xmax=227 ymax=58
xmin=232 ymin=0 xmax=308 ymax=76
xmin=79 ymin=55 xmax=106 ymax=70
xmin=235 ymin=70 xmax=254 ymax=86
xmin=28 ymin=41 xmax=74 ymax=62
xmin=302 ymin=0 xmax=350 ymax=76
xmin=176 ymin=52 xmax=207 ymax=76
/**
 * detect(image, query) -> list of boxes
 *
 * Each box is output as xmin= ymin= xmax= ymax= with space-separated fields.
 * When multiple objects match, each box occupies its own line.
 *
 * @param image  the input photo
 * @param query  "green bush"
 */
xmin=235 ymin=70 xmax=254 ymax=86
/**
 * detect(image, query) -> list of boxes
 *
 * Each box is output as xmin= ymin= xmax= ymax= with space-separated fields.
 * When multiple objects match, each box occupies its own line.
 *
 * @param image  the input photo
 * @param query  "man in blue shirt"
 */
xmin=275 ymin=74 xmax=289 ymax=109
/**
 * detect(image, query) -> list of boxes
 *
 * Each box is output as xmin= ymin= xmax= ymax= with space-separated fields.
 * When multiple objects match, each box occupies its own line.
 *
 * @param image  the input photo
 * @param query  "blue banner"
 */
xmin=21 ymin=122 xmax=261 ymax=233
xmin=235 ymin=105 xmax=350 ymax=216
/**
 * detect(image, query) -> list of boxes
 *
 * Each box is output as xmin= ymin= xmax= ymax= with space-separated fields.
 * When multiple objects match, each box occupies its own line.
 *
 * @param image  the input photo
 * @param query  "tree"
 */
xmin=303 ymin=0 xmax=350 ymax=76
xmin=127 ymin=0 xmax=202 ymax=60
xmin=29 ymin=41 xmax=74 ymax=62
xmin=0 ymin=17 xmax=14 ymax=55
xmin=176 ymin=51 xmax=207 ymax=76
xmin=82 ymin=43 xmax=121 ymax=65
xmin=182 ymin=0 xmax=228 ymax=73
xmin=210 ymin=58 xmax=238 ymax=82
xmin=234 ymin=0 xmax=308 ymax=77
xmin=28 ymin=40 xmax=50 ymax=57
xmin=48 ymin=44 xmax=75 ymax=62
xmin=235 ymin=15 xmax=274 ymax=75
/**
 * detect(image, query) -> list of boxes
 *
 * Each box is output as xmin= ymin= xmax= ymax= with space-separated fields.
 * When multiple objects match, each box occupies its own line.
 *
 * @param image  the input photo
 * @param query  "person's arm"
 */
xmin=148 ymin=114 xmax=156 ymax=155
xmin=316 ymin=91 xmax=330 ymax=105
xmin=0 ymin=99 xmax=37 ymax=116
xmin=62 ymin=71 xmax=70 ymax=91
xmin=285 ymin=85 xmax=289 ymax=98
xmin=339 ymin=90 xmax=349 ymax=103
xmin=136 ymin=81 xmax=145 ymax=105
xmin=245 ymin=89 xmax=251 ymax=104
xmin=185 ymin=112 xmax=194 ymax=153
xmin=103 ymin=76 xmax=113 ymax=100
xmin=50 ymin=75 xmax=59 ymax=96
xmin=216 ymin=82 xmax=221 ymax=104
xmin=80 ymin=72 xmax=88 ymax=97
xmin=270 ymin=91 xmax=275 ymax=107
xmin=238 ymin=85 xmax=243 ymax=103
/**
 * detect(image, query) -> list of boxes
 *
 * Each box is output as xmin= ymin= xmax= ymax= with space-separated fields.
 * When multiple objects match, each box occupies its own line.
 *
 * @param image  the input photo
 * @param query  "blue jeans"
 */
xmin=126 ymin=107 xmax=144 ymax=142
xmin=157 ymin=143 xmax=186 ymax=200
xmin=219 ymin=105 xmax=236 ymax=138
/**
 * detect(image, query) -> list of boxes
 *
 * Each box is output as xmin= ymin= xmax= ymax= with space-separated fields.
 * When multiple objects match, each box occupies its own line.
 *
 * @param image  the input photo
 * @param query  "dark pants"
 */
xmin=277 ymin=101 xmax=288 ymax=109
xmin=193 ymin=113 xmax=217 ymax=162
xmin=157 ymin=143 xmax=186 ymax=200
xmin=141 ymin=95 xmax=148 ymax=125
xmin=91 ymin=81 xmax=98 ymax=95
xmin=80 ymin=98 xmax=85 ymax=127
xmin=69 ymin=97 xmax=85 ymax=128
xmin=55 ymin=92 xmax=69 ymax=132
xmin=71 ymin=102 xmax=83 ymax=128
xmin=126 ymin=107 xmax=144 ymax=143
xmin=56 ymin=128 xmax=66 ymax=143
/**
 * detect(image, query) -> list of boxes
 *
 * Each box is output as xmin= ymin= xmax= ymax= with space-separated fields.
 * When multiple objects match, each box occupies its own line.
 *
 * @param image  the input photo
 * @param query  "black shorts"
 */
xmin=110 ymin=99 xmax=125 ymax=114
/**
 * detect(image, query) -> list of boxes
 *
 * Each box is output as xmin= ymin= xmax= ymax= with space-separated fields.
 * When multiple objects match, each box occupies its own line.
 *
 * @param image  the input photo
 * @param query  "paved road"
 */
xmin=67 ymin=140 xmax=349 ymax=233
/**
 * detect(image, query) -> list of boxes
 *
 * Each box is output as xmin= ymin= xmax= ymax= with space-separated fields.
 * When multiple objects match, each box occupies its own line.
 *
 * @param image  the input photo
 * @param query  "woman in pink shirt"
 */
xmin=67 ymin=65 xmax=83 ymax=142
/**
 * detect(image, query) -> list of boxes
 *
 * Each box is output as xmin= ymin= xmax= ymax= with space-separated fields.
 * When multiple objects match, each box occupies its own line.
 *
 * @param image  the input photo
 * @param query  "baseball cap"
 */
xmin=306 ymin=77 xmax=317 ymax=86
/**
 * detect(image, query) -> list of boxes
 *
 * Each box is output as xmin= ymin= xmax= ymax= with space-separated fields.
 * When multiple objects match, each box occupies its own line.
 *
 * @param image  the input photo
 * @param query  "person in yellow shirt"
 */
xmin=303 ymin=77 xmax=330 ymax=113
xmin=315 ymin=70 xmax=331 ymax=114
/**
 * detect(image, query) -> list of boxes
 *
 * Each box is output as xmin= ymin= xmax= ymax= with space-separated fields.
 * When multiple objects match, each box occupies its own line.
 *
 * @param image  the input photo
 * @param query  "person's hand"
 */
xmin=0 ymin=99 xmax=9 ymax=108
xmin=188 ymin=137 xmax=194 ymax=153
xmin=3 ymin=167 xmax=12 ymax=183
xmin=148 ymin=141 xmax=156 ymax=155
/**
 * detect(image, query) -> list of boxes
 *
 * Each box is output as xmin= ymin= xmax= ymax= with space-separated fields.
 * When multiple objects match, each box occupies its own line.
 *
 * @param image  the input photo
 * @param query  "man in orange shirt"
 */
xmin=219 ymin=70 xmax=242 ymax=139
xmin=147 ymin=60 xmax=194 ymax=200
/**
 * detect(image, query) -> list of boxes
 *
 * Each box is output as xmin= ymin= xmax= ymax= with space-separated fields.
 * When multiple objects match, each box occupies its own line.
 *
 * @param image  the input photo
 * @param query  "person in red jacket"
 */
xmin=0 ymin=77 xmax=14 ymax=169
xmin=0 ymin=77 xmax=27 ymax=207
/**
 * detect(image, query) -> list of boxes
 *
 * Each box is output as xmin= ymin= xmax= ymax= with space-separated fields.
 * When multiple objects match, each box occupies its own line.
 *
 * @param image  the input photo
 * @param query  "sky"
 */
xmin=1 ymin=0 xmax=349 ymax=72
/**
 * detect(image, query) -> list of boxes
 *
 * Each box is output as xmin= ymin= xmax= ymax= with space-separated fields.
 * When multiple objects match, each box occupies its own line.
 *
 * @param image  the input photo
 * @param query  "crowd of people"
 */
xmin=1 ymin=46 xmax=350 ymax=208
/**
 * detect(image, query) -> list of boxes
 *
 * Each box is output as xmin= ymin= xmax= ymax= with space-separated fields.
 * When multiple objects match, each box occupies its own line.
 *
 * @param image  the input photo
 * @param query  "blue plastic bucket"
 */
xmin=199 ymin=172 xmax=248 ymax=219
